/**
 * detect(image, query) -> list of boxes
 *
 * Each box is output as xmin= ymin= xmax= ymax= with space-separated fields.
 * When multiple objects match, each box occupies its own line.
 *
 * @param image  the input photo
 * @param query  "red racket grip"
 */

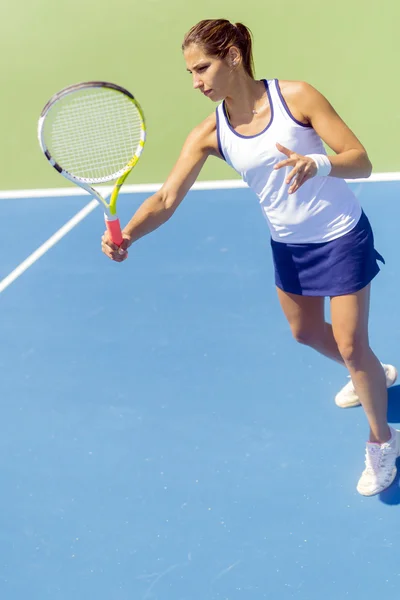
xmin=105 ymin=215 xmax=124 ymax=247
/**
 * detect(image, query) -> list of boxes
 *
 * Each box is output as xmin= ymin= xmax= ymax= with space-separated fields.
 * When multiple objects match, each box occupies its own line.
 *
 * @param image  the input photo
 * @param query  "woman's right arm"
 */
xmin=102 ymin=114 xmax=218 ymax=262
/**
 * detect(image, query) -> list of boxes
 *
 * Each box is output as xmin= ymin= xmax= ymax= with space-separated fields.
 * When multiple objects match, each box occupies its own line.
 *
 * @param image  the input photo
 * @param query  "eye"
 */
xmin=187 ymin=64 xmax=209 ymax=75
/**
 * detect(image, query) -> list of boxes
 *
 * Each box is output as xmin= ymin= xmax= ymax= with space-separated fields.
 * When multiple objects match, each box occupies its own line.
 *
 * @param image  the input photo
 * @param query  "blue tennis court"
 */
xmin=1 ymin=179 xmax=400 ymax=599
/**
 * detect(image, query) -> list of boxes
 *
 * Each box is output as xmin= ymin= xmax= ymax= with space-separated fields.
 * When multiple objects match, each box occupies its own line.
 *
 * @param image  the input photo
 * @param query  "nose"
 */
xmin=192 ymin=74 xmax=203 ymax=90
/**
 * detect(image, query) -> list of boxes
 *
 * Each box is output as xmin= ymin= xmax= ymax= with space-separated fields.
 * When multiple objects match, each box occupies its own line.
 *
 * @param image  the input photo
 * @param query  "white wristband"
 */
xmin=306 ymin=153 xmax=332 ymax=177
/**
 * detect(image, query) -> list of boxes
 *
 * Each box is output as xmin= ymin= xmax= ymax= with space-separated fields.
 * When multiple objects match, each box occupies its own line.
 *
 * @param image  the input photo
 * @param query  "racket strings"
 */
xmin=43 ymin=88 xmax=144 ymax=181
xmin=53 ymin=95 xmax=142 ymax=166
xmin=52 ymin=93 xmax=142 ymax=175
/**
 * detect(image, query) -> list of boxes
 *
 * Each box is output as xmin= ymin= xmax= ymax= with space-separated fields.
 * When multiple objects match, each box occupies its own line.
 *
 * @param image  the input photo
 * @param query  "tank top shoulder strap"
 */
xmin=215 ymin=101 xmax=224 ymax=124
xmin=266 ymin=78 xmax=291 ymax=123
xmin=267 ymin=78 xmax=312 ymax=128
xmin=215 ymin=102 xmax=228 ymax=161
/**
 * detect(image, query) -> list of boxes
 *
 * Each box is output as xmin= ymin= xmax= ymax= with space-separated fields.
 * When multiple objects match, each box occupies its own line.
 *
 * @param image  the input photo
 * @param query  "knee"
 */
xmin=291 ymin=325 xmax=321 ymax=347
xmin=336 ymin=337 xmax=368 ymax=365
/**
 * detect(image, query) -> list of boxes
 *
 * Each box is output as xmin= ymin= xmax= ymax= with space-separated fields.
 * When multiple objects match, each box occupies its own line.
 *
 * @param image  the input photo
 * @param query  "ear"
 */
xmin=228 ymin=46 xmax=241 ymax=67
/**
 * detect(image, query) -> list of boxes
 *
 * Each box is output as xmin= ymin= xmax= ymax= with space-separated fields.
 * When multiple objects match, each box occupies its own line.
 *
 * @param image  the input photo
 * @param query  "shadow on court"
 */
xmin=379 ymin=385 xmax=400 ymax=505
xmin=386 ymin=384 xmax=400 ymax=423
xmin=379 ymin=463 xmax=400 ymax=505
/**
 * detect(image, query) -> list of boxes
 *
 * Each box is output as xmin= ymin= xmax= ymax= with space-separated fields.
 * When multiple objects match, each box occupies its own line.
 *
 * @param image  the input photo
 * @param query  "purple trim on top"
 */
xmin=221 ymin=79 xmax=274 ymax=139
xmin=215 ymin=107 xmax=226 ymax=161
xmin=274 ymin=79 xmax=311 ymax=128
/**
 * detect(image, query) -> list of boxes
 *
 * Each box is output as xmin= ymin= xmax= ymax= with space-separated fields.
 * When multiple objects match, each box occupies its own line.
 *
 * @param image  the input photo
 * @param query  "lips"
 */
xmin=203 ymin=89 xmax=212 ymax=97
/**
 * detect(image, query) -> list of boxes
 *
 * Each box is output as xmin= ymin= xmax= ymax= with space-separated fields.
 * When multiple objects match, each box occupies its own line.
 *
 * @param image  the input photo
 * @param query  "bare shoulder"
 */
xmin=277 ymin=80 xmax=365 ymax=152
xmin=278 ymin=80 xmax=323 ymax=101
xmin=277 ymin=80 xmax=340 ymax=126
xmin=278 ymin=80 xmax=335 ymax=120
xmin=187 ymin=112 xmax=219 ymax=156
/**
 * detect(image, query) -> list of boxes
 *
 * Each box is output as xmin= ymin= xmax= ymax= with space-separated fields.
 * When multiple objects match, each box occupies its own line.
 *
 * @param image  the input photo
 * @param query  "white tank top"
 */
xmin=216 ymin=79 xmax=362 ymax=243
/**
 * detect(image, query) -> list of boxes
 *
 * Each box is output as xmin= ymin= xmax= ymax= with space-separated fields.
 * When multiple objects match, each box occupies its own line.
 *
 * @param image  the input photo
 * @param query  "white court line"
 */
xmin=0 ymin=186 xmax=113 ymax=200
xmin=0 ymin=173 xmax=399 ymax=293
xmin=0 ymin=199 xmax=98 ymax=293
xmin=0 ymin=172 xmax=399 ymax=200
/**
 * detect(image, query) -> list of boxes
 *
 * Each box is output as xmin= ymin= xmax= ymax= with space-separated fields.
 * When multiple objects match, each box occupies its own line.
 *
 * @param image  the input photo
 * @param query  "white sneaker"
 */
xmin=335 ymin=363 xmax=398 ymax=408
xmin=357 ymin=427 xmax=400 ymax=496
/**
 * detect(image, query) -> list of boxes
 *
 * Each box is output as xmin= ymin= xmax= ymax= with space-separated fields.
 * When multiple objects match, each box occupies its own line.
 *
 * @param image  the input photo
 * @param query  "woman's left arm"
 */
xmin=296 ymin=81 xmax=372 ymax=179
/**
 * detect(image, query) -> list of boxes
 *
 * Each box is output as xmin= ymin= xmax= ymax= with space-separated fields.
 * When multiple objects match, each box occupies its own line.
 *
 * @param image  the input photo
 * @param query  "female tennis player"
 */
xmin=101 ymin=19 xmax=398 ymax=496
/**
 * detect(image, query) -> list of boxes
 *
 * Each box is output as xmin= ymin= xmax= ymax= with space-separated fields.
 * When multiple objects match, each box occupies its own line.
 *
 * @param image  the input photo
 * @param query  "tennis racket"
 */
xmin=37 ymin=81 xmax=146 ymax=246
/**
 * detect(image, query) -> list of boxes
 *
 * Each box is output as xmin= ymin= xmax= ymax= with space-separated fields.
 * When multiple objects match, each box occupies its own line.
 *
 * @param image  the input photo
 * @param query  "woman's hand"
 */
xmin=274 ymin=143 xmax=318 ymax=194
xmin=101 ymin=231 xmax=131 ymax=262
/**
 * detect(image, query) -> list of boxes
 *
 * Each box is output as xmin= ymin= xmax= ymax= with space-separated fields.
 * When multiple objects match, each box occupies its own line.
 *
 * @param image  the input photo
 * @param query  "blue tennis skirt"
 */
xmin=271 ymin=211 xmax=384 ymax=297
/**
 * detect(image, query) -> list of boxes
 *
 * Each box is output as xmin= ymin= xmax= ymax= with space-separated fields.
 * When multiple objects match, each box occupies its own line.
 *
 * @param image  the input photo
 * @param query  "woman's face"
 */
xmin=184 ymin=44 xmax=236 ymax=102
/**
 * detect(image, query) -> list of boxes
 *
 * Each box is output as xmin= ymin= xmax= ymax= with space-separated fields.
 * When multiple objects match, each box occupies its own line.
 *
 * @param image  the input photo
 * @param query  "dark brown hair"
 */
xmin=182 ymin=19 xmax=255 ymax=79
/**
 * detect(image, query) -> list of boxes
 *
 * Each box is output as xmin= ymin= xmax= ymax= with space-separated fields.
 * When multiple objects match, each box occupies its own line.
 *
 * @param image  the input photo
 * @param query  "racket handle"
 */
xmin=105 ymin=214 xmax=124 ymax=246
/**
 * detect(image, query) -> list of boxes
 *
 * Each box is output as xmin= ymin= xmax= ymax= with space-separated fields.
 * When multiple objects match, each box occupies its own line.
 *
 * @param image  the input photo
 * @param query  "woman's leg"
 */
xmin=330 ymin=284 xmax=390 ymax=443
xmin=276 ymin=287 xmax=344 ymax=364
xmin=277 ymin=283 xmax=399 ymax=495
xmin=330 ymin=284 xmax=400 ymax=495
xmin=276 ymin=286 xmax=396 ymax=410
